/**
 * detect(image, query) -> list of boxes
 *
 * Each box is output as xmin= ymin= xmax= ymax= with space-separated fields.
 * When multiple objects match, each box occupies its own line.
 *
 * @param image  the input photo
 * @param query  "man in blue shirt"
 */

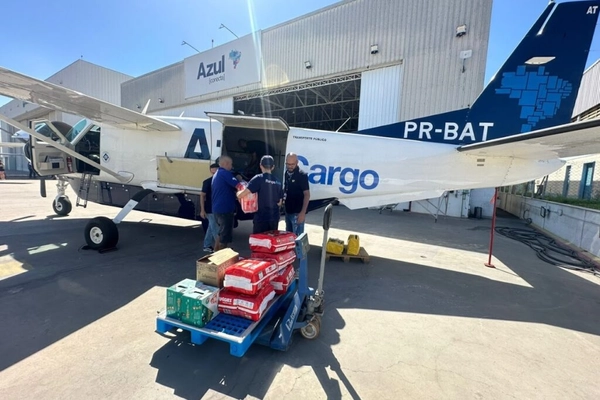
xmin=237 ymin=155 xmax=283 ymax=234
xmin=212 ymin=156 xmax=242 ymax=250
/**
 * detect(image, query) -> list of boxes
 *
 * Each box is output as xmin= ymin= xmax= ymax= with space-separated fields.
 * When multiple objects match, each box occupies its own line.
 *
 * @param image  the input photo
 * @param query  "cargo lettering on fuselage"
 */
xmin=297 ymin=155 xmax=379 ymax=194
xmin=403 ymin=121 xmax=494 ymax=142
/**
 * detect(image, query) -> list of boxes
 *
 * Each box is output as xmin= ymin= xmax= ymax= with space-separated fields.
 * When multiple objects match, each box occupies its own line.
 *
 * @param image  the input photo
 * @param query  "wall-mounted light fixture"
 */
xmin=370 ymin=44 xmax=379 ymax=54
xmin=456 ymin=24 xmax=467 ymax=37
xmin=158 ymin=98 xmax=164 ymax=103
xmin=304 ymin=61 xmax=312 ymax=69
xmin=136 ymin=104 xmax=141 ymax=109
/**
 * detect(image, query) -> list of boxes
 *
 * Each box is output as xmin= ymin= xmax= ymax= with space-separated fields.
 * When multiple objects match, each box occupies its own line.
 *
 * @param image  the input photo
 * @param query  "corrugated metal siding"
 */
xmin=358 ymin=64 xmax=403 ymax=130
xmin=122 ymin=0 xmax=491 ymax=122
xmin=121 ymin=62 xmax=184 ymax=113
xmin=0 ymin=60 xmax=132 ymax=119
xmin=573 ymin=59 xmax=600 ymax=118
xmin=150 ymin=97 xmax=233 ymax=117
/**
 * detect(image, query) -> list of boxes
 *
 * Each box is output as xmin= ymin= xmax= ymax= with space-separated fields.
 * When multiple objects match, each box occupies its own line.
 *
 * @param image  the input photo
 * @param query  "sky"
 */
xmin=1 ymin=0 xmax=599 ymax=107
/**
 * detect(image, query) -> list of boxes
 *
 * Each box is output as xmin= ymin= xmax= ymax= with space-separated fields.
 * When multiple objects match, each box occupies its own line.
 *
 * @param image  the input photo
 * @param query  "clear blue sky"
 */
xmin=1 ymin=0 xmax=599 ymax=107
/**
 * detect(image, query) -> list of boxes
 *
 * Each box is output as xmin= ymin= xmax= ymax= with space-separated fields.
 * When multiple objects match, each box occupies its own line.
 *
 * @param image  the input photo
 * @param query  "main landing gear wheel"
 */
xmin=85 ymin=217 xmax=119 ymax=250
xmin=300 ymin=316 xmax=321 ymax=340
xmin=53 ymin=197 xmax=72 ymax=216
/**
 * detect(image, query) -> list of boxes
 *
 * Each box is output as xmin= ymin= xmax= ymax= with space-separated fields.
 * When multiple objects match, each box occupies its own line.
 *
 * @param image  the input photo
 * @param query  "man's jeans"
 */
xmin=285 ymin=213 xmax=305 ymax=236
xmin=203 ymin=213 xmax=219 ymax=248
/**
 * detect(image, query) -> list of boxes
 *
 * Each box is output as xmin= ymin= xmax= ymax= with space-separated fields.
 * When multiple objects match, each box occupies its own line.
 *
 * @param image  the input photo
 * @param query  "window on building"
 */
xmin=562 ymin=165 xmax=571 ymax=197
xmin=579 ymin=162 xmax=595 ymax=200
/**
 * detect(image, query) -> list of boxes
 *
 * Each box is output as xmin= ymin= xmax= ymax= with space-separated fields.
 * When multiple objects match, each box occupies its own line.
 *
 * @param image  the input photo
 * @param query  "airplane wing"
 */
xmin=458 ymin=118 xmax=600 ymax=159
xmin=0 ymin=67 xmax=180 ymax=132
xmin=0 ymin=142 xmax=25 ymax=148
xmin=340 ymin=190 xmax=446 ymax=210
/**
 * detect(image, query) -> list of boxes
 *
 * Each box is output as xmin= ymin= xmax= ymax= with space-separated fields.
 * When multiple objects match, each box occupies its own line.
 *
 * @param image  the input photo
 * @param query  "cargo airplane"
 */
xmin=1 ymin=0 xmax=600 ymax=251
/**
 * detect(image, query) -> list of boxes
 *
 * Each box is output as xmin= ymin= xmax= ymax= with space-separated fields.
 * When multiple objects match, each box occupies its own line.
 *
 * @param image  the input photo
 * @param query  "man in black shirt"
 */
xmin=200 ymin=162 xmax=219 ymax=252
xmin=283 ymin=152 xmax=310 ymax=235
xmin=237 ymin=155 xmax=283 ymax=234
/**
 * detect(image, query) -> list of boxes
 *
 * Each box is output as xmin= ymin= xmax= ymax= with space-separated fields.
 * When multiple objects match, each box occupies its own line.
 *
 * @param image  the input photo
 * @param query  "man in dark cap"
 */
xmin=200 ymin=162 xmax=220 ymax=252
xmin=237 ymin=155 xmax=283 ymax=234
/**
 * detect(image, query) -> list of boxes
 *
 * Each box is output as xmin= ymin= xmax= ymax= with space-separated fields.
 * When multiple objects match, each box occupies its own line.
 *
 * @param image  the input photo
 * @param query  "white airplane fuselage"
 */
xmin=88 ymin=116 xmax=563 ymax=210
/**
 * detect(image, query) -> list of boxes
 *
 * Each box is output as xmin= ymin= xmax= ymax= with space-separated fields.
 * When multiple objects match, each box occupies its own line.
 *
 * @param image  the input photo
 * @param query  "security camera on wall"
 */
xmin=456 ymin=24 xmax=467 ymax=37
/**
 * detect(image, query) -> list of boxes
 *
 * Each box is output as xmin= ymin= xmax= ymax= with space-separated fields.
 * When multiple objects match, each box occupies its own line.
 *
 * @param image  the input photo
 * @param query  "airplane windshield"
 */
xmin=66 ymin=119 xmax=89 ymax=142
xmin=34 ymin=123 xmax=59 ymax=141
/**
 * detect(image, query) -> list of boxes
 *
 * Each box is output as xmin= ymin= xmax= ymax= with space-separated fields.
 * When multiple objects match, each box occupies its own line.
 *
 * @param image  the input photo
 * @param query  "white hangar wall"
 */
xmin=121 ymin=0 xmax=492 ymax=122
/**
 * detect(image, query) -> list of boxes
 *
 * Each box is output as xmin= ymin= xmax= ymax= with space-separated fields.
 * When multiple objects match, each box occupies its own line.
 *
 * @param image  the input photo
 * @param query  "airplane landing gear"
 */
xmin=84 ymin=217 xmax=119 ymax=250
xmin=52 ymin=197 xmax=72 ymax=216
xmin=83 ymin=188 xmax=154 ymax=251
xmin=52 ymin=179 xmax=72 ymax=216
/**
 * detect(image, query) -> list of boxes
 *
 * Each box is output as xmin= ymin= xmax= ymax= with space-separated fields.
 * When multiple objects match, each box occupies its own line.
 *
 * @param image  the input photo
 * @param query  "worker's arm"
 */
xmin=237 ymin=188 xmax=251 ymax=199
xmin=298 ymin=189 xmax=310 ymax=223
xmin=199 ymin=192 xmax=207 ymax=219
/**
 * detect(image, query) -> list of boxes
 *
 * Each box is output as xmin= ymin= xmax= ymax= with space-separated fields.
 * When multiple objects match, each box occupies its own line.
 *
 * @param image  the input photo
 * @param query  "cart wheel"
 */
xmin=300 ymin=318 xmax=320 ymax=340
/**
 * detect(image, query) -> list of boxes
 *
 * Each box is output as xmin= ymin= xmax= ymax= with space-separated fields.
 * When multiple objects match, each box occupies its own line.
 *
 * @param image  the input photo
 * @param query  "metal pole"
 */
xmin=485 ymin=187 xmax=498 ymax=268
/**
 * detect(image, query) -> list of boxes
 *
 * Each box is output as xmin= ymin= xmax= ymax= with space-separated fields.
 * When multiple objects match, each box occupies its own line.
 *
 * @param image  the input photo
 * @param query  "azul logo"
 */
xmin=403 ymin=121 xmax=494 ymax=142
xmin=197 ymin=55 xmax=225 ymax=81
xmin=297 ymin=155 xmax=379 ymax=194
xmin=229 ymin=50 xmax=241 ymax=69
xmin=495 ymin=65 xmax=571 ymax=132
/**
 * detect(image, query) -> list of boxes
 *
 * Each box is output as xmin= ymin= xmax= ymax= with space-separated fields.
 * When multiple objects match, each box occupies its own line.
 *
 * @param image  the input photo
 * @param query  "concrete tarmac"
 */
xmin=1 ymin=180 xmax=599 ymax=399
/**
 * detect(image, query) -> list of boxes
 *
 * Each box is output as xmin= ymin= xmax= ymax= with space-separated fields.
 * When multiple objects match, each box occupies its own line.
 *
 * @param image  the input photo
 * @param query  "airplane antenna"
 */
xmin=141 ymin=99 xmax=151 ymax=115
xmin=335 ymin=116 xmax=352 ymax=132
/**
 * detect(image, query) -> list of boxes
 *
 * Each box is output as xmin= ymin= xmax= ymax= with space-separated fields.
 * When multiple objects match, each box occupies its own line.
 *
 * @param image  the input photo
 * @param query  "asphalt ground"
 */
xmin=1 ymin=180 xmax=599 ymax=399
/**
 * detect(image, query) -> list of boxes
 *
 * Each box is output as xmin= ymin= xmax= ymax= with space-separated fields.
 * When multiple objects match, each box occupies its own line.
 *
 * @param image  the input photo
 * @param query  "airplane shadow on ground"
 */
xmin=1 ymin=213 xmax=600 ymax=398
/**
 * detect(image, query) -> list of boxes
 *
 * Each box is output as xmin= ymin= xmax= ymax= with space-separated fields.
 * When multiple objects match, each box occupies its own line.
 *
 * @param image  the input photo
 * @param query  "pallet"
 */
xmin=325 ymin=246 xmax=370 ymax=264
xmin=156 ymin=280 xmax=297 ymax=357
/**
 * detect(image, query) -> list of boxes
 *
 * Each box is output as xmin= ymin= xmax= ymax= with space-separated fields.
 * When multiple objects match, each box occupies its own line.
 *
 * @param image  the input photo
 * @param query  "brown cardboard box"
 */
xmin=196 ymin=248 xmax=239 ymax=287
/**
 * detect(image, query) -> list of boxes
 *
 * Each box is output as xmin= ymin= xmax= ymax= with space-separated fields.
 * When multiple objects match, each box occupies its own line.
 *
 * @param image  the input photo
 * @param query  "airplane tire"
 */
xmin=53 ymin=197 xmax=72 ymax=216
xmin=85 ymin=217 xmax=119 ymax=250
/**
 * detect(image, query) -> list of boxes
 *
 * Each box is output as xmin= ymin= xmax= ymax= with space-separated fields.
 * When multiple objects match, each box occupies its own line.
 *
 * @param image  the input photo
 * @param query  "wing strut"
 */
xmin=0 ymin=114 xmax=131 ymax=183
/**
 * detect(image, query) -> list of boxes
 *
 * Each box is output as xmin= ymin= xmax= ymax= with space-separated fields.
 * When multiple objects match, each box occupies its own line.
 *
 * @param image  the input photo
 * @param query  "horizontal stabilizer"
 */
xmin=0 ymin=67 xmax=180 ymax=132
xmin=458 ymin=118 xmax=600 ymax=159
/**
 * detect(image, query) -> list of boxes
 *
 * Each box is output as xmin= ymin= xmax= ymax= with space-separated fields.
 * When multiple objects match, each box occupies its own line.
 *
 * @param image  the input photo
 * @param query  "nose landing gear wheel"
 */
xmin=53 ymin=197 xmax=72 ymax=216
xmin=84 ymin=216 xmax=119 ymax=250
xmin=300 ymin=317 xmax=321 ymax=340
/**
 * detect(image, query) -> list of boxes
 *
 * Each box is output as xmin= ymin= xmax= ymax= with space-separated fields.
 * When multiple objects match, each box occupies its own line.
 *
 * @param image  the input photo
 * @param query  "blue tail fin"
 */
xmin=469 ymin=1 xmax=599 ymax=139
xmin=360 ymin=1 xmax=599 ymax=144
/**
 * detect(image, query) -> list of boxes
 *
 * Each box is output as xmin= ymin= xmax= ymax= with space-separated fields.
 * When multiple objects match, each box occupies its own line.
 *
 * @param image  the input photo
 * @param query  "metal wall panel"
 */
xmin=150 ymin=97 xmax=233 ymax=117
xmin=122 ymin=0 xmax=491 ymax=122
xmin=573 ymin=59 xmax=600 ymax=118
xmin=358 ymin=64 xmax=403 ymax=130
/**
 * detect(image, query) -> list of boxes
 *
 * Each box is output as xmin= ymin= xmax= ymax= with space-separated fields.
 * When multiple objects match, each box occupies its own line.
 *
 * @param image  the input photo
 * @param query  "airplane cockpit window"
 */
xmin=66 ymin=118 xmax=89 ymax=142
xmin=34 ymin=123 xmax=59 ymax=141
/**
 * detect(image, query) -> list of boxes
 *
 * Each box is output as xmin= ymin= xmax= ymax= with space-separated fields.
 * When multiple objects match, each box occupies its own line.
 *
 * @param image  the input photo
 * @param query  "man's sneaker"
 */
xmin=203 ymin=246 xmax=214 ymax=253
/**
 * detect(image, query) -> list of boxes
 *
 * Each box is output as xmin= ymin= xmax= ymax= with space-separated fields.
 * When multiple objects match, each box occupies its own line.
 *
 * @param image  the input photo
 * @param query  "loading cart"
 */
xmin=155 ymin=204 xmax=333 ymax=357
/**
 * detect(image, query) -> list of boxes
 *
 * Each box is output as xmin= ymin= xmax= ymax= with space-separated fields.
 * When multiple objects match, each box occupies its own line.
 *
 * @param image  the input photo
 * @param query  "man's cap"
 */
xmin=260 ymin=155 xmax=275 ymax=167
xmin=210 ymin=162 xmax=219 ymax=169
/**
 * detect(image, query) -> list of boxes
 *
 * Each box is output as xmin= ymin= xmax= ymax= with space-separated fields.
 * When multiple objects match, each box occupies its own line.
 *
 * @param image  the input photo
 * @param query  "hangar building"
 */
xmin=1 ymin=0 xmax=497 ymax=217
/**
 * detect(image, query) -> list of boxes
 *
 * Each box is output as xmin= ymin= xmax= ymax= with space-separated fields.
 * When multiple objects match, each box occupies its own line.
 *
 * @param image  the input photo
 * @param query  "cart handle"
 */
xmin=323 ymin=203 xmax=333 ymax=230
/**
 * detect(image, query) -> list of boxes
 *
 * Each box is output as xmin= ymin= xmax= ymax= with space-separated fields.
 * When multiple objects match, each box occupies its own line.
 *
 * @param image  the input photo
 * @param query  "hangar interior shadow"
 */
xmin=1 ymin=208 xmax=600 ymax=398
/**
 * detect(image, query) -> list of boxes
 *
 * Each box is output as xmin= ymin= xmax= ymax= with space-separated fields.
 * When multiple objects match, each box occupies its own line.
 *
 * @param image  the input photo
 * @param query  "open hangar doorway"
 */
xmin=233 ymin=73 xmax=361 ymax=133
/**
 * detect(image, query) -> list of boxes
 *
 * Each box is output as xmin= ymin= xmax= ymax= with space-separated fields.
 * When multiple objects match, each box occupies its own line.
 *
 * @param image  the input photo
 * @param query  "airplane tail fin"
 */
xmin=470 ymin=1 xmax=600 ymax=139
